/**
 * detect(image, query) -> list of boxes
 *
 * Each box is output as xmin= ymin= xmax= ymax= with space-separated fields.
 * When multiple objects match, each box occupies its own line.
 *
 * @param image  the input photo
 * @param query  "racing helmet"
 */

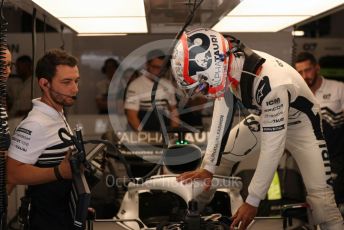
xmin=171 ymin=28 xmax=230 ymax=98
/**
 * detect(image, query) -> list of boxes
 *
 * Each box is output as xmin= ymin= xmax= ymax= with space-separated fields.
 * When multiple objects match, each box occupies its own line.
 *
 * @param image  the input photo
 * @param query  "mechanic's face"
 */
xmin=147 ymin=58 xmax=164 ymax=78
xmin=15 ymin=60 xmax=32 ymax=79
xmin=3 ymin=49 xmax=12 ymax=79
xmin=49 ymin=65 xmax=80 ymax=107
xmin=295 ymin=60 xmax=319 ymax=88
xmin=104 ymin=61 xmax=117 ymax=79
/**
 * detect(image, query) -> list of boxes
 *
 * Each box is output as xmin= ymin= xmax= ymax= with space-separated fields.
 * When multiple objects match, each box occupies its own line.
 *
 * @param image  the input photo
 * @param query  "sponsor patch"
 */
xmin=264 ymin=111 xmax=283 ymax=118
xmin=210 ymin=115 xmax=224 ymax=162
xmin=323 ymin=93 xmax=331 ymax=100
xmin=265 ymin=117 xmax=284 ymax=124
xmin=266 ymin=97 xmax=280 ymax=106
xmin=14 ymin=144 xmax=27 ymax=152
xmin=319 ymin=143 xmax=333 ymax=187
xmin=255 ymin=76 xmax=271 ymax=105
xmin=263 ymin=104 xmax=284 ymax=113
xmin=262 ymin=124 xmax=285 ymax=132
xmin=17 ymin=127 xmax=32 ymax=135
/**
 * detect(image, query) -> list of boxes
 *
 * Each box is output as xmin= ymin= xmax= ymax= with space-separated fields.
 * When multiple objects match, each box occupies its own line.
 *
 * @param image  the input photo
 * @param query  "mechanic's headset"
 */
xmin=44 ymin=80 xmax=77 ymax=100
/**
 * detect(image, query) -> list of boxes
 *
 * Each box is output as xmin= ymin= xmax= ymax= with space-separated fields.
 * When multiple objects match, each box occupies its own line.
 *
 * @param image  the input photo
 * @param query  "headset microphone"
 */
xmin=48 ymin=86 xmax=77 ymax=100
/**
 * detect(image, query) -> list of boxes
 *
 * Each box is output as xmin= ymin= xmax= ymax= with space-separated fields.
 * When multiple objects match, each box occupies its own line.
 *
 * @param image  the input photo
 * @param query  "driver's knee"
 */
xmin=306 ymin=188 xmax=343 ymax=229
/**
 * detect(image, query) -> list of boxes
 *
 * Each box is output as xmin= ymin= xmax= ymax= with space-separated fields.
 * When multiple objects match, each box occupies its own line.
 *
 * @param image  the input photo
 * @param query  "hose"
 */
xmin=0 ymin=0 xmax=10 ymax=228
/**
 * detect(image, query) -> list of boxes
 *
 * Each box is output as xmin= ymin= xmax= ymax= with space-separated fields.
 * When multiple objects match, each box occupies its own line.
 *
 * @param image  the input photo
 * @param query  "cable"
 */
xmin=146 ymin=0 xmax=204 ymax=181
xmin=151 ymin=0 xmax=205 ymax=143
xmin=291 ymin=26 xmax=297 ymax=67
xmin=30 ymin=8 xmax=37 ymax=111
xmin=0 ymin=0 xmax=9 ymax=228
xmin=43 ymin=15 xmax=46 ymax=53
xmin=60 ymin=24 xmax=65 ymax=50
xmin=225 ymin=103 xmax=258 ymax=157
xmin=83 ymin=139 xmax=134 ymax=179
xmin=225 ymin=104 xmax=241 ymax=154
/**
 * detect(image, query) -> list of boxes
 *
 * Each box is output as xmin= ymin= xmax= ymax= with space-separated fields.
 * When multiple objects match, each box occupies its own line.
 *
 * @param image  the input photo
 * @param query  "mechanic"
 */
xmin=295 ymin=52 xmax=344 ymax=212
xmin=7 ymin=49 xmax=78 ymax=230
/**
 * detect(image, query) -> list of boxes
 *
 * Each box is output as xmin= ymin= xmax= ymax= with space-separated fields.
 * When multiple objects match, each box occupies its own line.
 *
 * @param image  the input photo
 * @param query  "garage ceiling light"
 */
xmin=213 ymin=0 xmax=344 ymax=32
xmin=77 ymin=33 xmax=128 ymax=37
xmin=32 ymin=0 xmax=147 ymax=33
xmin=213 ymin=16 xmax=308 ymax=33
xmin=60 ymin=17 xmax=147 ymax=34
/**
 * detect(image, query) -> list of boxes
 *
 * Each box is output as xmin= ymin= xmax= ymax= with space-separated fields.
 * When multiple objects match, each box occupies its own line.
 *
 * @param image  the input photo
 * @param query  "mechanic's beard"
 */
xmin=305 ymin=77 xmax=317 ymax=88
xmin=50 ymin=91 xmax=75 ymax=107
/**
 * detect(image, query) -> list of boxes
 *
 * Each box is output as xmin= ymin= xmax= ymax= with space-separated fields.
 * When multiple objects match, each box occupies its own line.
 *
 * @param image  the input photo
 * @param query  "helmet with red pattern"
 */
xmin=171 ymin=28 xmax=230 ymax=98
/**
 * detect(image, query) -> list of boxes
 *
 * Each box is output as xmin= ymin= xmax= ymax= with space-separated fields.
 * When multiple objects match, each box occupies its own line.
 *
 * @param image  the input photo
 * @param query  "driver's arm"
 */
xmin=246 ymin=87 xmax=289 ymax=207
xmin=202 ymin=93 xmax=235 ymax=174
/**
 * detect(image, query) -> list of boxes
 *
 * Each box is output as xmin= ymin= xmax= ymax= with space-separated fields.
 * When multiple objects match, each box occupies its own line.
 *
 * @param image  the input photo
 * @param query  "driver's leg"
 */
xmin=286 ymin=118 xmax=343 ymax=229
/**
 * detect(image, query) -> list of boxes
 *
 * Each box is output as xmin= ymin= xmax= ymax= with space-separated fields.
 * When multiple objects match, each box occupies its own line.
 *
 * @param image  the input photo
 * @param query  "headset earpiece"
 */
xmin=39 ymin=78 xmax=49 ymax=89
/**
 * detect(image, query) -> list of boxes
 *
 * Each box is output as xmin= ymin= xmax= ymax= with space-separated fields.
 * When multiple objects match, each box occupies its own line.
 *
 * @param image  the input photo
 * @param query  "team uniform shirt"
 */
xmin=9 ymin=98 xmax=74 ymax=230
xmin=124 ymin=72 xmax=177 ymax=131
xmin=315 ymin=77 xmax=344 ymax=155
xmin=202 ymin=51 xmax=330 ymax=207
xmin=315 ymin=77 xmax=344 ymax=204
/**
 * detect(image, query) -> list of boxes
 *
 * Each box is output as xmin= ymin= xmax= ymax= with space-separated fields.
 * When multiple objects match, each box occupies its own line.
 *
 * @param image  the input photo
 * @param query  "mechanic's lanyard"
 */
xmin=58 ymin=111 xmax=73 ymax=135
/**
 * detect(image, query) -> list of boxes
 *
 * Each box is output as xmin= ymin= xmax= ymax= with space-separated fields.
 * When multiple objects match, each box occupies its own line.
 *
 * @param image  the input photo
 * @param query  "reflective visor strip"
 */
xmin=181 ymin=33 xmax=196 ymax=85
xmin=227 ymin=40 xmax=239 ymax=88
xmin=208 ymin=35 xmax=227 ymax=95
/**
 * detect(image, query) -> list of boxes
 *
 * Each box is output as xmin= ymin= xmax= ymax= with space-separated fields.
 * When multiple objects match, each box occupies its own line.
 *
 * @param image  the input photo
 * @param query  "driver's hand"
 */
xmin=230 ymin=202 xmax=257 ymax=230
xmin=176 ymin=168 xmax=213 ymax=191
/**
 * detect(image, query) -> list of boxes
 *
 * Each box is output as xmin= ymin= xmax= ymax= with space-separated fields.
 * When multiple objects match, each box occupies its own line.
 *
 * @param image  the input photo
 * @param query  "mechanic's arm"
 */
xmin=169 ymin=105 xmax=180 ymax=128
xmin=126 ymin=109 xmax=141 ymax=131
xmin=7 ymin=154 xmax=72 ymax=185
xmin=124 ymin=82 xmax=141 ymax=131
xmin=231 ymin=87 xmax=289 ymax=230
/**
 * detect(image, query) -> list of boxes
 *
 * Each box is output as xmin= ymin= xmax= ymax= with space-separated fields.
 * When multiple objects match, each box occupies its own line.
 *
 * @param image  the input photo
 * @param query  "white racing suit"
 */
xmin=202 ymin=51 xmax=343 ymax=229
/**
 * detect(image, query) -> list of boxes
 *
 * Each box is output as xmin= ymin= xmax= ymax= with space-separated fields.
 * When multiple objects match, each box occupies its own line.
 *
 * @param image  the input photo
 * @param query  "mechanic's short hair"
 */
xmin=295 ymin=52 xmax=317 ymax=65
xmin=101 ymin=58 xmax=119 ymax=74
xmin=16 ymin=55 xmax=32 ymax=64
xmin=146 ymin=49 xmax=165 ymax=64
xmin=36 ymin=49 xmax=78 ymax=81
